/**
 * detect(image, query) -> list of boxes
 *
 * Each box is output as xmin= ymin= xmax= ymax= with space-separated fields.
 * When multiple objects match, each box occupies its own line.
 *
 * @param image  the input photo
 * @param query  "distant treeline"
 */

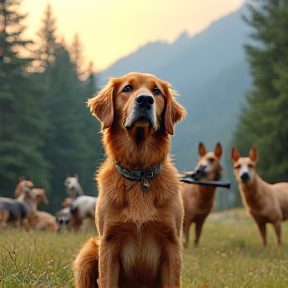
xmin=0 ymin=1 xmax=101 ymax=212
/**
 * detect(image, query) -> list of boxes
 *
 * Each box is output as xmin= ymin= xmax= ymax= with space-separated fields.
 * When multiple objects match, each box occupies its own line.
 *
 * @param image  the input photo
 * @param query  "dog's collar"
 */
xmin=115 ymin=162 xmax=162 ymax=193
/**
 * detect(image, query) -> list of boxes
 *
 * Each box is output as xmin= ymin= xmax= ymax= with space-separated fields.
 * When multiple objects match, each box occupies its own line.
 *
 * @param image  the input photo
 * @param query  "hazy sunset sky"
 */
xmin=20 ymin=0 xmax=244 ymax=71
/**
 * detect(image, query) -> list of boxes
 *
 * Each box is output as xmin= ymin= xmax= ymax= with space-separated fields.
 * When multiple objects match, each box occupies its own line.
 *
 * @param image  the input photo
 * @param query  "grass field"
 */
xmin=1 ymin=209 xmax=288 ymax=288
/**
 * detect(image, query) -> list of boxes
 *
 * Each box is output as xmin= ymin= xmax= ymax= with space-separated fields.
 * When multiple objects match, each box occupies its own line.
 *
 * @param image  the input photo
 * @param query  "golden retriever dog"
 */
xmin=232 ymin=146 xmax=288 ymax=246
xmin=181 ymin=142 xmax=223 ymax=248
xmin=73 ymin=72 xmax=186 ymax=288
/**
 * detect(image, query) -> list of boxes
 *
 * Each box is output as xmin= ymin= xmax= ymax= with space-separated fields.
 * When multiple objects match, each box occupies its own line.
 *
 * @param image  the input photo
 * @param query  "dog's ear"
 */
xmin=231 ymin=147 xmax=240 ymax=163
xmin=164 ymin=87 xmax=186 ymax=135
xmin=87 ymin=80 xmax=115 ymax=130
xmin=198 ymin=142 xmax=206 ymax=157
xmin=249 ymin=146 xmax=258 ymax=162
xmin=74 ymin=174 xmax=79 ymax=180
xmin=214 ymin=142 xmax=222 ymax=159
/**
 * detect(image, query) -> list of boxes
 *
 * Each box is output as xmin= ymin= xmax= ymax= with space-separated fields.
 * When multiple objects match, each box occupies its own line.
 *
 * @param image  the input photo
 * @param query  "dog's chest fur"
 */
xmin=120 ymin=221 xmax=162 ymax=276
xmin=98 ymin=161 xmax=179 ymax=222
xmin=96 ymin=161 xmax=183 ymax=272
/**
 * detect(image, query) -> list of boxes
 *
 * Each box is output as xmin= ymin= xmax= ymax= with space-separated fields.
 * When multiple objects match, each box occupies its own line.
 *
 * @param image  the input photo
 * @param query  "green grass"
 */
xmin=0 ymin=212 xmax=288 ymax=288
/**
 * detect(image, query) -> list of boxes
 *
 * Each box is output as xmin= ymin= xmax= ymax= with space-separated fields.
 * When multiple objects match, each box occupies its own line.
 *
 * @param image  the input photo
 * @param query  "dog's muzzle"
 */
xmin=240 ymin=172 xmax=251 ymax=183
xmin=124 ymin=94 xmax=157 ymax=129
xmin=195 ymin=165 xmax=208 ymax=180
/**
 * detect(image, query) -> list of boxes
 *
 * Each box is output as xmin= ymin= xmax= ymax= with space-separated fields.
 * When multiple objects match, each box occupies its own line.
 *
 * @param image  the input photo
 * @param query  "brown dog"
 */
xmin=73 ymin=72 xmax=186 ymax=288
xmin=232 ymin=146 xmax=288 ymax=246
xmin=181 ymin=142 xmax=223 ymax=248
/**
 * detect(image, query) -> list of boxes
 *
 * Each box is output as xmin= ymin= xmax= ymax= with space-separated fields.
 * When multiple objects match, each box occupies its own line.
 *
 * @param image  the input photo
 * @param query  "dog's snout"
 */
xmin=195 ymin=165 xmax=207 ymax=180
xmin=196 ymin=165 xmax=206 ymax=174
xmin=240 ymin=172 xmax=250 ymax=181
xmin=135 ymin=95 xmax=154 ymax=110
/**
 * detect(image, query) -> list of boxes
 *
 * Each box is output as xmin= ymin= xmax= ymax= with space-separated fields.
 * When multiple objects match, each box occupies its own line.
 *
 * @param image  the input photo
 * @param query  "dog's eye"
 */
xmin=208 ymin=158 xmax=215 ymax=163
xmin=122 ymin=85 xmax=133 ymax=93
xmin=248 ymin=164 xmax=254 ymax=169
xmin=234 ymin=165 xmax=241 ymax=169
xmin=153 ymin=87 xmax=161 ymax=96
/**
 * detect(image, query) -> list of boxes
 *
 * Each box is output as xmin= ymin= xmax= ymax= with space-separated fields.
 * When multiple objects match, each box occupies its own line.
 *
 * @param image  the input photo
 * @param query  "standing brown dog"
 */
xmin=231 ymin=146 xmax=288 ymax=246
xmin=73 ymin=72 xmax=186 ymax=288
xmin=180 ymin=142 xmax=223 ymax=248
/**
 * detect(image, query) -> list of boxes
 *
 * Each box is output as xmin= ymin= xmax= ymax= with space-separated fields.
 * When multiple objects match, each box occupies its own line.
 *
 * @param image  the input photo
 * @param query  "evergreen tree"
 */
xmin=0 ymin=0 xmax=49 ymax=195
xmin=70 ymin=33 xmax=86 ymax=80
xmin=39 ymin=43 xmax=90 ymax=210
xmin=35 ymin=3 xmax=57 ymax=70
xmin=80 ymin=61 xmax=102 ymax=194
xmin=233 ymin=0 xmax=288 ymax=184
xmin=33 ymin=4 xmax=103 ymax=212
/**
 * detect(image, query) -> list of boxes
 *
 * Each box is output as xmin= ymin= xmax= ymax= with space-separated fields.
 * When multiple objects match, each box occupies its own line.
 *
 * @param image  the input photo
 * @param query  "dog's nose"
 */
xmin=135 ymin=95 xmax=154 ymax=110
xmin=196 ymin=165 xmax=207 ymax=179
xmin=196 ymin=165 xmax=207 ymax=174
xmin=240 ymin=172 xmax=250 ymax=181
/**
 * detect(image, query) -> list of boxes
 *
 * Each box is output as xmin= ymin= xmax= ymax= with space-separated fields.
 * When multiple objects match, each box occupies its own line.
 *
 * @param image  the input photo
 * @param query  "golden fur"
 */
xmin=181 ymin=142 xmax=223 ymax=248
xmin=74 ymin=72 xmax=186 ymax=288
xmin=232 ymin=146 xmax=288 ymax=246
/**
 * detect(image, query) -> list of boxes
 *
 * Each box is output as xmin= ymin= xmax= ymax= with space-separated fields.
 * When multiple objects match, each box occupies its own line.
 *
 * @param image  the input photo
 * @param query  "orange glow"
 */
xmin=20 ymin=0 xmax=244 ymax=71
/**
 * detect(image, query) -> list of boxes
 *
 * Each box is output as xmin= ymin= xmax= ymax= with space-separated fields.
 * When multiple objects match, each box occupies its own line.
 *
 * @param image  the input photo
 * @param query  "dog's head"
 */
xmin=231 ymin=146 xmax=258 ymax=184
xmin=31 ymin=187 xmax=49 ymax=205
xmin=64 ymin=176 xmax=79 ymax=190
xmin=87 ymin=72 xmax=186 ymax=136
xmin=15 ymin=177 xmax=35 ymax=198
xmin=194 ymin=142 xmax=223 ymax=181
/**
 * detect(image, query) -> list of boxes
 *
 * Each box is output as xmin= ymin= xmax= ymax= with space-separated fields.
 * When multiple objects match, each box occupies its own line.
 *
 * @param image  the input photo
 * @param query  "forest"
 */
xmin=0 ymin=1 xmax=101 ymax=212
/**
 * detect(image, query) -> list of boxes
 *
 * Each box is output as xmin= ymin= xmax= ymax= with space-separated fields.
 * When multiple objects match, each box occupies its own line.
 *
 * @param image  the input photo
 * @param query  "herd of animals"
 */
xmin=1 ymin=143 xmax=287 ymax=249
xmin=1 ymin=72 xmax=288 ymax=287
xmin=0 ymin=174 xmax=97 ymax=233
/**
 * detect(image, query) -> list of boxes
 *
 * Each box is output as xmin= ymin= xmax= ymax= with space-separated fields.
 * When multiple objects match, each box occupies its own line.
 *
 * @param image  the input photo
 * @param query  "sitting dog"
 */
xmin=232 ymin=146 xmax=288 ymax=246
xmin=73 ymin=72 xmax=186 ymax=288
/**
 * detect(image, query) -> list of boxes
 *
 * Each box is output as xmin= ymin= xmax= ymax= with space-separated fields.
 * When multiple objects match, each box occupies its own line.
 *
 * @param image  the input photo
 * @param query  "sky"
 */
xmin=20 ymin=0 xmax=244 ymax=71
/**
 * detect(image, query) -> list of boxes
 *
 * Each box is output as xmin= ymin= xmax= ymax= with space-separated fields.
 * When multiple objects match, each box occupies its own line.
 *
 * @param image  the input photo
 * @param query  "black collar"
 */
xmin=115 ymin=162 xmax=162 ymax=193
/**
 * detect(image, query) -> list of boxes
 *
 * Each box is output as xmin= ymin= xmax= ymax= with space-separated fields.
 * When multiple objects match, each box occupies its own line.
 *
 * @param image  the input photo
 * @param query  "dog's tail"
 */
xmin=73 ymin=238 xmax=99 ymax=288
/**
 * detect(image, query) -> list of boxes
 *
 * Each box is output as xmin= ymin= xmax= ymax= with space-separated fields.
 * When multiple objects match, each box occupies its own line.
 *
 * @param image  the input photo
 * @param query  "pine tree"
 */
xmin=0 ymin=0 xmax=49 ymax=195
xmin=35 ymin=3 xmax=57 ymax=70
xmin=33 ymin=4 xmax=103 ymax=212
xmin=233 ymin=0 xmax=288 ymax=183
xmin=80 ymin=61 xmax=102 ymax=194
xmin=70 ymin=33 xmax=86 ymax=80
